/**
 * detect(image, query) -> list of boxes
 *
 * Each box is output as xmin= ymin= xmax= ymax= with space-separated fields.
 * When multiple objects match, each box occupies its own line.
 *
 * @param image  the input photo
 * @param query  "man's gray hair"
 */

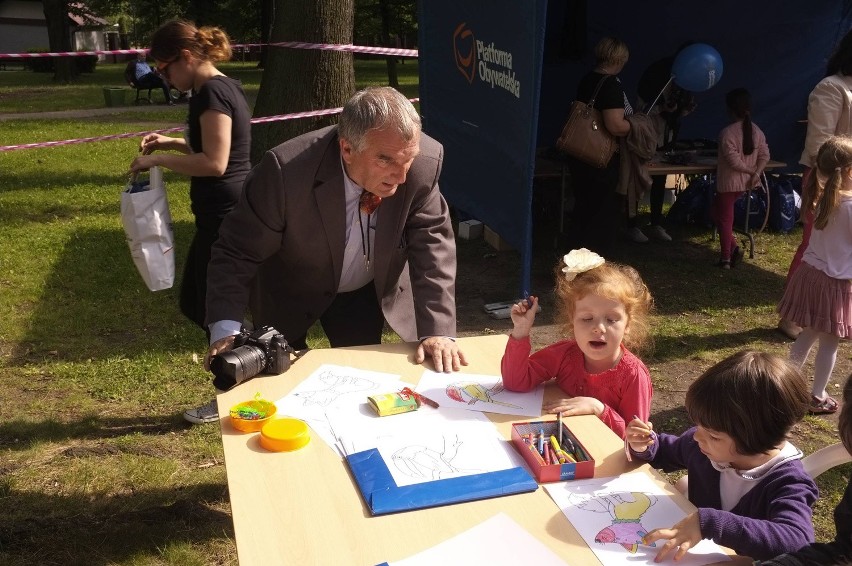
xmin=338 ymin=87 xmax=421 ymax=152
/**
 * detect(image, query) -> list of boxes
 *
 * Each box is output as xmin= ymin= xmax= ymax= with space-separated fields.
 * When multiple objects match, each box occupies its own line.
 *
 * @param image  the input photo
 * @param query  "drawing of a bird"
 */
xmin=445 ymin=381 xmax=521 ymax=408
xmin=591 ymin=492 xmax=656 ymax=553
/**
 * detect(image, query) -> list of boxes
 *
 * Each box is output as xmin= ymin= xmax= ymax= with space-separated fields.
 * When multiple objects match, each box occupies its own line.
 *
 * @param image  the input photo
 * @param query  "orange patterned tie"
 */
xmin=359 ymin=189 xmax=382 ymax=215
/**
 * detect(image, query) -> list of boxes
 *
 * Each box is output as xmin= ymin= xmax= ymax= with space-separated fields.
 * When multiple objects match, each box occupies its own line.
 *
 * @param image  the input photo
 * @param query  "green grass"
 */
xmin=0 ymin=59 xmax=418 ymax=115
xmin=0 ymin=59 xmax=847 ymax=563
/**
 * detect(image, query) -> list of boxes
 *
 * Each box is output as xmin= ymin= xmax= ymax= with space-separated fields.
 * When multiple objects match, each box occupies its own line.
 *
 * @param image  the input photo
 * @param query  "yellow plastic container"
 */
xmin=229 ymin=399 xmax=277 ymax=433
xmin=260 ymin=418 xmax=311 ymax=452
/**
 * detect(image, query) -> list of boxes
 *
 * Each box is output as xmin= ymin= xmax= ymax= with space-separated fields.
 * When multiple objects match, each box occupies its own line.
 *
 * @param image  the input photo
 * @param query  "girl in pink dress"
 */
xmin=501 ymin=248 xmax=653 ymax=438
xmin=778 ymin=136 xmax=852 ymax=414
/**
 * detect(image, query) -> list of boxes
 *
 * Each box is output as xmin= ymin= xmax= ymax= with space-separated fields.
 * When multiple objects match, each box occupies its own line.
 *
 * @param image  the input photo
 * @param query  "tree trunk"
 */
xmin=42 ymin=0 xmax=77 ymax=83
xmin=378 ymin=0 xmax=398 ymax=88
xmin=258 ymin=0 xmax=274 ymax=69
xmin=251 ymin=0 xmax=355 ymax=162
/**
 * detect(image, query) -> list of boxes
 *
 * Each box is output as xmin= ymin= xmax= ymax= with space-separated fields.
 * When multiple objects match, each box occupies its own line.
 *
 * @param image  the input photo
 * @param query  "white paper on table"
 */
xmin=544 ymin=473 xmax=730 ymax=566
xmin=332 ymin=406 xmax=528 ymax=487
xmin=416 ymin=369 xmax=544 ymax=417
xmin=387 ymin=512 xmax=569 ymax=565
xmin=273 ymin=364 xmax=406 ymax=454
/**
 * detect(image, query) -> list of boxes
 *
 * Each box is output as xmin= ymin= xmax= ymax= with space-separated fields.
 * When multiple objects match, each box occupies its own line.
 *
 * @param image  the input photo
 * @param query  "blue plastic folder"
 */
xmin=345 ymin=448 xmax=538 ymax=515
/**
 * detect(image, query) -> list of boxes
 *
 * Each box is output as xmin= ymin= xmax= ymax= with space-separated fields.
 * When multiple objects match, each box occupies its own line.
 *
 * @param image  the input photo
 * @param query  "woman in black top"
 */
xmin=566 ymin=36 xmax=632 ymax=255
xmin=129 ymin=20 xmax=251 ymax=424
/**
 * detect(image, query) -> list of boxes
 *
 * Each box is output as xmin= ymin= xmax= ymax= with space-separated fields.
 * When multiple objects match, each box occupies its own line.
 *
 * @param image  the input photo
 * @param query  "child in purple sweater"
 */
xmin=757 ymin=372 xmax=852 ymax=565
xmin=626 ymin=351 xmax=817 ymax=561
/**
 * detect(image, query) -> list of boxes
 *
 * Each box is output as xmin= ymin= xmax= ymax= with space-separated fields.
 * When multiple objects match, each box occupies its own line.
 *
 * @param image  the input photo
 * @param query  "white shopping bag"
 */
xmin=120 ymin=166 xmax=175 ymax=291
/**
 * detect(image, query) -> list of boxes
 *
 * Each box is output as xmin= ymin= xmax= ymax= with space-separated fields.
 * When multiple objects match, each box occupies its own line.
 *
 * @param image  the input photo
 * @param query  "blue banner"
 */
xmin=419 ymin=0 xmax=548 ymax=296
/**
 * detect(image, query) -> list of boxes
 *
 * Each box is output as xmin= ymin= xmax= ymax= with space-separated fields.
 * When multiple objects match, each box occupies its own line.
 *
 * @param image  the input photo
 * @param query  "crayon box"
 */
xmin=510 ymin=420 xmax=595 ymax=483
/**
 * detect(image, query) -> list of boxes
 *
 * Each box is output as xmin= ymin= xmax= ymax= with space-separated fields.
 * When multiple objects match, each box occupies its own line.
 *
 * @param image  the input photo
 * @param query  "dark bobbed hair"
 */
xmin=839 ymin=374 xmax=852 ymax=454
xmin=149 ymin=20 xmax=232 ymax=64
xmin=554 ymin=260 xmax=653 ymax=355
xmin=827 ymin=28 xmax=852 ymax=76
xmin=685 ymin=351 xmax=809 ymax=455
xmin=725 ymin=88 xmax=754 ymax=156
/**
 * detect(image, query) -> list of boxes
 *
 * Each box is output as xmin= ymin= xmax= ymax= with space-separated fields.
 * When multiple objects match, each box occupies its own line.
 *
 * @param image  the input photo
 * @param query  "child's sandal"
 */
xmin=809 ymin=395 xmax=839 ymax=415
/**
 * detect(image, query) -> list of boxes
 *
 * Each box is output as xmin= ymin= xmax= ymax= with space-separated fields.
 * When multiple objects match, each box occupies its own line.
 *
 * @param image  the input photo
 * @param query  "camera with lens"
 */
xmin=210 ymin=326 xmax=293 ymax=391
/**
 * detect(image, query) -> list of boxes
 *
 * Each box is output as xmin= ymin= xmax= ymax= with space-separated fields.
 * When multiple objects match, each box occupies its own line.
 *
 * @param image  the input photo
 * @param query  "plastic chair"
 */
xmin=802 ymin=442 xmax=852 ymax=478
xmin=673 ymin=442 xmax=851 ymax=497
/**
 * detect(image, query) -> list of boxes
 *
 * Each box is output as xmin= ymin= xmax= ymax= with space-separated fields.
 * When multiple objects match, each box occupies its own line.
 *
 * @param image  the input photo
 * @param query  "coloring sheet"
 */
xmin=386 ymin=512 xmax=568 ymax=566
xmin=416 ymin=369 xmax=544 ymax=417
xmin=332 ymin=407 xmax=527 ymax=487
xmin=274 ymin=364 xmax=407 ymax=454
xmin=544 ymin=473 xmax=730 ymax=566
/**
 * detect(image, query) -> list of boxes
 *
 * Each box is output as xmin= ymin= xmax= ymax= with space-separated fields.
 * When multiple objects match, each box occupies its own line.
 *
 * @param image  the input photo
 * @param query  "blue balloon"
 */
xmin=671 ymin=43 xmax=724 ymax=92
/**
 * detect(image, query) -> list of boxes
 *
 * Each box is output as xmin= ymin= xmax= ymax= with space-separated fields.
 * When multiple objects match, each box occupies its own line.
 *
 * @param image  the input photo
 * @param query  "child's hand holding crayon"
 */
xmin=626 ymin=416 xmax=655 ymax=453
xmin=510 ymin=295 xmax=538 ymax=339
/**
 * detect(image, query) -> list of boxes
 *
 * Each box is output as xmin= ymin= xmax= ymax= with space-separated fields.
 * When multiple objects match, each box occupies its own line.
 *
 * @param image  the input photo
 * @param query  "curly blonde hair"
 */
xmin=554 ymin=260 xmax=653 ymax=354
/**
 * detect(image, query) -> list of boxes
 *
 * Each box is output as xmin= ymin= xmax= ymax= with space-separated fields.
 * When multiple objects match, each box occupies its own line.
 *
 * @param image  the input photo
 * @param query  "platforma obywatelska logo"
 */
xmin=453 ymin=22 xmax=476 ymax=83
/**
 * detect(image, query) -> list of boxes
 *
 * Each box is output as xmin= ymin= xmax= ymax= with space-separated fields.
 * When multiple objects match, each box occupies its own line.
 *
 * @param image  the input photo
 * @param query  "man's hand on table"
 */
xmin=415 ymin=337 xmax=468 ymax=373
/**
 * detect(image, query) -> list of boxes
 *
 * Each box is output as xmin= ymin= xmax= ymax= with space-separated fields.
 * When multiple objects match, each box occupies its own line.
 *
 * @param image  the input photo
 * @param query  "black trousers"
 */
xmin=567 ymin=154 xmax=622 ymax=255
xmin=135 ymin=73 xmax=171 ymax=103
xmin=289 ymin=282 xmax=385 ymax=350
xmin=650 ymin=175 xmax=666 ymax=226
xmin=179 ymin=222 xmax=221 ymax=337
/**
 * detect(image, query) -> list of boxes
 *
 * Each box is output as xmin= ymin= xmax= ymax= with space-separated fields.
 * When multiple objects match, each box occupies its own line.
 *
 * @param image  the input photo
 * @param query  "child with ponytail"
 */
xmin=713 ymin=88 xmax=770 ymax=268
xmin=779 ymin=135 xmax=852 ymax=414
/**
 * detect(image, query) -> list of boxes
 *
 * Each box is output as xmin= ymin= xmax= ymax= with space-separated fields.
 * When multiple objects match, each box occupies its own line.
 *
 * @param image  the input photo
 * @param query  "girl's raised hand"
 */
xmin=626 ymin=417 xmax=655 ymax=453
xmin=510 ymin=295 xmax=538 ymax=339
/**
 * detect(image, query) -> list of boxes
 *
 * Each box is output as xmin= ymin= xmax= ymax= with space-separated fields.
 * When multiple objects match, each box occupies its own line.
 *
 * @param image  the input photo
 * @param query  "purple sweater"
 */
xmin=630 ymin=428 xmax=817 ymax=560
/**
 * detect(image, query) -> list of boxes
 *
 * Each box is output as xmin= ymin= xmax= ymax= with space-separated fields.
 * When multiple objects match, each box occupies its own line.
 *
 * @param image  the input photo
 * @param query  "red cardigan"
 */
xmin=501 ymin=336 xmax=652 ymax=438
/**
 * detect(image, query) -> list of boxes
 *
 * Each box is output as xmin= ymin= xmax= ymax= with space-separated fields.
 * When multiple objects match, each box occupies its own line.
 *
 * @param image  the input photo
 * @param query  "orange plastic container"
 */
xmin=229 ymin=399 xmax=277 ymax=433
xmin=260 ymin=418 xmax=311 ymax=452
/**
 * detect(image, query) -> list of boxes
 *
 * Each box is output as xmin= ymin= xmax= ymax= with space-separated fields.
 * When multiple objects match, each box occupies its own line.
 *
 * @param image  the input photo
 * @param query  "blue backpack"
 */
xmin=767 ymin=174 xmax=801 ymax=233
xmin=733 ymin=187 xmax=768 ymax=230
xmin=667 ymin=175 xmax=715 ymax=227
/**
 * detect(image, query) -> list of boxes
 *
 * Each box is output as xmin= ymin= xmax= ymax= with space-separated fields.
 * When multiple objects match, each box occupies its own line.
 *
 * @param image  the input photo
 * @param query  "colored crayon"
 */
xmin=526 ymin=441 xmax=546 ymax=465
xmin=558 ymin=412 xmax=563 ymax=444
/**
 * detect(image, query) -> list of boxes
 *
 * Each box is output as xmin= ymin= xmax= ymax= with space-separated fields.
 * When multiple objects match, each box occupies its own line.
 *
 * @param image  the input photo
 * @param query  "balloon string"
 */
xmin=647 ymin=75 xmax=675 ymax=115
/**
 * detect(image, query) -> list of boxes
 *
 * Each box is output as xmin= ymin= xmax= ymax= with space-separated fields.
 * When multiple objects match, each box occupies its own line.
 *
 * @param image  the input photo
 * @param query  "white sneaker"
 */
xmin=627 ymin=226 xmax=649 ymax=243
xmin=647 ymin=224 xmax=672 ymax=242
xmin=183 ymin=399 xmax=220 ymax=424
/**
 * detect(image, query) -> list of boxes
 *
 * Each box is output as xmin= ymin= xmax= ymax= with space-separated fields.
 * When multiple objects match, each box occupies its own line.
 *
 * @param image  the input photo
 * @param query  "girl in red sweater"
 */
xmin=501 ymin=248 xmax=653 ymax=438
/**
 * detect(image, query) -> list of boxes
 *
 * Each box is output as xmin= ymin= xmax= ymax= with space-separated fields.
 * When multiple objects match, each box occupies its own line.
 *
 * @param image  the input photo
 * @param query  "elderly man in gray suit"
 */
xmin=186 ymin=87 xmax=466 ymax=423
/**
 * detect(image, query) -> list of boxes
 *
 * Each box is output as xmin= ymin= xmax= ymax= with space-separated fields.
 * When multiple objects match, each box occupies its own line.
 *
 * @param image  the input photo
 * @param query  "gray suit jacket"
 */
xmin=206 ymin=125 xmax=457 ymax=343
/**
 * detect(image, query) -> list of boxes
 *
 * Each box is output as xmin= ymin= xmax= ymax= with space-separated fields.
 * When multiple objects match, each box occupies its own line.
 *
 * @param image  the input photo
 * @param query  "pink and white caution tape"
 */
xmin=267 ymin=41 xmax=418 ymax=57
xmin=0 ymin=48 xmax=147 ymax=58
xmin=0 ymin=98 xmax=418 ymax=152
xmin=0 ymin=41 xmax=418 ymax=59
